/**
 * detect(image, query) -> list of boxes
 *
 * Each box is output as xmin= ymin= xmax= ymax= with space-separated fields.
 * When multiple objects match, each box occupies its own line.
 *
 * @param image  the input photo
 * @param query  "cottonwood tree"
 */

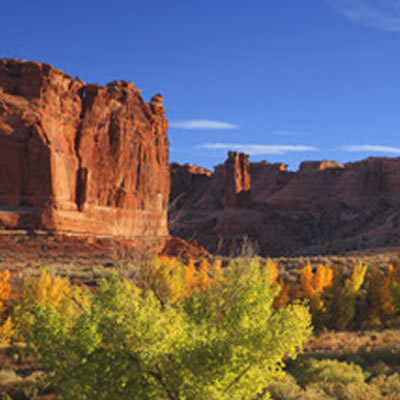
xmin=28 ymin=257 xmax=312 ymax=400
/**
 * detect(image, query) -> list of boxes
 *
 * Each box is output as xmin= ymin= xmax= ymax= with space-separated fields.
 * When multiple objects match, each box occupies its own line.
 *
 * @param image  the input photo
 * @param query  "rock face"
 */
xmin=170 ymin=153 xmax=400 ymax=256
xmin=0 ymin=59 xmax=169 ymax=249
xmin=223 ymin=152 xmax=252 ymax=208
xmin=170 ymin=163 xmax=212 ymax=208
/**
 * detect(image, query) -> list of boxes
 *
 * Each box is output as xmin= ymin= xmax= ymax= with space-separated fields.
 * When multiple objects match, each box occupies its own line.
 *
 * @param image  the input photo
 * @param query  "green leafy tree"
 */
xmin=28 ymin=257 xmax=312 ymax=400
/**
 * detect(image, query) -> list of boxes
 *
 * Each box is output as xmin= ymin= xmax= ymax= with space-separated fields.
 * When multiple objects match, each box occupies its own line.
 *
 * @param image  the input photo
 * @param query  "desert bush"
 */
xmin=28 ymin=257 xmax=312 ymax=400
xmin=289 ymin=358 xmax=366 ymax=388
xmin=268 ymin=374 xmax=333 ymax=400
xmin=287 ymin=358 xmax=384 ymax=400
xmin=370 ymin=373 xmax=400 ymax=398
xmin=269 ymin=358 xmax=400 ymax=399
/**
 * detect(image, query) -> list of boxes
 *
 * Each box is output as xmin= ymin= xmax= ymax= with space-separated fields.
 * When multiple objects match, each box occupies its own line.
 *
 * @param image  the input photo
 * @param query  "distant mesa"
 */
xmin=170 ymin=150 xmax=400 ymax=256
xmin=0 ymin=59 xmax=169 ymax=252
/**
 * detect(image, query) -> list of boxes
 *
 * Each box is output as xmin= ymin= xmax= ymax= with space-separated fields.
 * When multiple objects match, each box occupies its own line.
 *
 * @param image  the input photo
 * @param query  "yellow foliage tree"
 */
xmin=184 ymin=258 xmax=197 ymax=297
xmin=13 ymin=269 xmax=89 ymax=339
xmin=196 ymin=259 xmax=210 ymax=291
xmin=300 ymin=262 xmax=333 ymax=328
xmin=0 ymin=317 xmax=13 ymax=345
xmin=273 ymin=278 xmax=292 ymax=310
xmin=0 ymin=269 xmax=11 ymax=315
xmin=300 ymin=262 xmax=333 ymax=300
xmin=141 ymin=257 xmax=225 ymax=305
xmin=326 ymin=263 xmax=368 ymax=330
xmin=360 ymin=264 xmax=395 ymax=328
xmin=211 ymin=259 xmax=225 ymax=286
xmin=264 ymin=259 xmax=279 ymax=289
xmin=381 ymin=264 xmax=396 ymax=318
xmin=141 ymin=256 xmax=187 ymax=305
xmin=0 ymin=270 xmax=13 ymax=344
xmin=344 ymin=262 xmax=368 ymax=295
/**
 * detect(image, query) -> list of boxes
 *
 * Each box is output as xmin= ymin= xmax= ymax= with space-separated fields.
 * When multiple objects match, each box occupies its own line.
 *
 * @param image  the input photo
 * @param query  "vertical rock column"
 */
xmin=223 ymin=151 xmax=252 ymax=208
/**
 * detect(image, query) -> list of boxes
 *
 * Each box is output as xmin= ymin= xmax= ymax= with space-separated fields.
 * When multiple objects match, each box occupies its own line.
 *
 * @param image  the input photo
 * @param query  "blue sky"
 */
xmin=3 ymin=0 xmax=400 ymax=171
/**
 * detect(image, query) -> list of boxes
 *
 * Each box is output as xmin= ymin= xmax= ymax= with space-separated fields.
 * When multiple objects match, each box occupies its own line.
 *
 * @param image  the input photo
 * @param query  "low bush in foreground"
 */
xmin=269 ymin=357 xmax=400 ymax=399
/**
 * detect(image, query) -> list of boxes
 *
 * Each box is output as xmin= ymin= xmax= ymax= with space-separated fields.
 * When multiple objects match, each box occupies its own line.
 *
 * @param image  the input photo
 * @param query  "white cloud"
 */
xmin=329 ymin=0 xmax=400 ymax=32
xmin=342 ymin=144 xmax=400 ymax=153
xmin=197 ymin=143 xmax=318 ymax=155
xmin=170 ymin=120 xmax=239 ymax=130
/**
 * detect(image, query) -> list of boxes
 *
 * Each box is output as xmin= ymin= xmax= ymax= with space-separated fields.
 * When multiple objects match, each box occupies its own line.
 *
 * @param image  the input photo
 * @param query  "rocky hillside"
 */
xmin=0 ymin=59 xmax=169 ymax=251
xmin=170 ymin=152 xmax=400 ymax=256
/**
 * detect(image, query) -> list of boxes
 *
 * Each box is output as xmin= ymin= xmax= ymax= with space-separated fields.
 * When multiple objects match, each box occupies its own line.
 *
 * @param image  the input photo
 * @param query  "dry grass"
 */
xmin=306 ymin=330 xmax=400 ymax=354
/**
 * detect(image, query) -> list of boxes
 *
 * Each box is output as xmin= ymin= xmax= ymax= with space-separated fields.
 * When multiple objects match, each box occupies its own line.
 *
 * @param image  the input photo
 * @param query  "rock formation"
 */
xmin=223 ymin=151 xmax=252 ymax=208
xmin=170 ymin=153 xmax=400 ymax=256
xmin=0 ymin=59 xmax=169 ymax=250
xmin=170 ymin=163 xmax=212 ymax=208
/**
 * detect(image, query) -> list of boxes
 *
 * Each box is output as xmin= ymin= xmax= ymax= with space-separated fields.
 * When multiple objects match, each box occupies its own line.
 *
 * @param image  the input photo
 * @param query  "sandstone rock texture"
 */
xmin=0 ymin=59 xmax=169 ymax=249
xmin=170 ymin=153 xmax=400 ymax=256
xmin=223 ymin=151 xmax=252 ymax=208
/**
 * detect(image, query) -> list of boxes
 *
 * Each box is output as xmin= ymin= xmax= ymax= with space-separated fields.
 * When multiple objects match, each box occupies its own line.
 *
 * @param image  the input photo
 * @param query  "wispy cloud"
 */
xmin=197 ymin=143 xmax=318 ymax=155
xmin=342 ymin=144 xmax=400 ymax=153
xmin=170 ymin=120 xmax=239 ymax=130
xmin=329 ymin=0 xmax=400 ymax=32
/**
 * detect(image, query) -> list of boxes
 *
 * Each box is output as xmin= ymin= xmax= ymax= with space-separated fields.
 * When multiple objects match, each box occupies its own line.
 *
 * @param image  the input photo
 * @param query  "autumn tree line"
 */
xmin=1 ymin=257 xmax=400 ymax=343
xmin=0 ymin=257 xmax=400 ymax=399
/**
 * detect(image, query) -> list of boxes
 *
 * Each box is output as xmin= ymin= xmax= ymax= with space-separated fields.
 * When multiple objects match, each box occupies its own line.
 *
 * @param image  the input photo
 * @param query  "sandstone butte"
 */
xmin=0 ymin=59 xmax=170 ymax=251
xmin=170 ymin=151 xmax=400 ymax=256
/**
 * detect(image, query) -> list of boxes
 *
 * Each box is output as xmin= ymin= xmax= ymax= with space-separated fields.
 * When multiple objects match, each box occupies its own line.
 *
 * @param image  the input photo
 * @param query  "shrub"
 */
xmin=370 ymin=373 xmax=400 ymax=398
xmin=288 ymin=358 xmax=383 ymax=400
xmin=28 ymin=257 xmax=312 ymax=400
xmin=289 ymin=358 xmax=366 ymax=388
xmin=268 ymin=374 xmax=332 ymax=400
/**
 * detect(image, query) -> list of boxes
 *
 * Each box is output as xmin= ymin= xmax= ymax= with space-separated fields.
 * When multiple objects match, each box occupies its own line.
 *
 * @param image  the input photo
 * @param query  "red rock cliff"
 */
xmin=0 ymin=59 xmax=169 ymax=248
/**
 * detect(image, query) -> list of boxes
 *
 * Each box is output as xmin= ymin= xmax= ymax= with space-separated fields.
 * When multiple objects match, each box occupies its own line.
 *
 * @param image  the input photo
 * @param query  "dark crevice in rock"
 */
xmin=74 ymin=86 xmax=87 ymax=211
